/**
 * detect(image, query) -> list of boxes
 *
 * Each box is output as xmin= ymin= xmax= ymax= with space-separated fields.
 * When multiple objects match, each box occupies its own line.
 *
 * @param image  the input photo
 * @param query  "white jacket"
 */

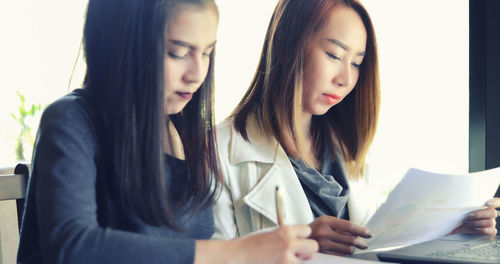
xmin=212 ymin=116 xmax=381 ymax=239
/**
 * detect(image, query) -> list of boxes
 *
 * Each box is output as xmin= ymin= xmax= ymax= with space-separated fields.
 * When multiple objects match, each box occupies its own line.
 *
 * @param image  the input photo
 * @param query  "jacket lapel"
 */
xmin=229 ymin=116 xmax=314 ymax=226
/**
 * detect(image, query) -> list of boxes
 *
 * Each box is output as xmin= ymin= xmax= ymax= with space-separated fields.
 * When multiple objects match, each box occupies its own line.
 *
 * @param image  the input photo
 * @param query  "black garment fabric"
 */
xmin=290 ymin=147 xmax=350 ymax=219
xmin=17 ymin=89 xmax=214 ymax=264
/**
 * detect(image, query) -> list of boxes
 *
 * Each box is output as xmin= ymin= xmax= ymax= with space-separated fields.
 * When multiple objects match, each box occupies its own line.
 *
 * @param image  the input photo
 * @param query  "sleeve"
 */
xmin=211 ymin=123 xmax=240 ymax=240
xmin=212 ymin=182 xmax=238 ymax=239
xmin=32 ymin=101 xmax=195 ymax=264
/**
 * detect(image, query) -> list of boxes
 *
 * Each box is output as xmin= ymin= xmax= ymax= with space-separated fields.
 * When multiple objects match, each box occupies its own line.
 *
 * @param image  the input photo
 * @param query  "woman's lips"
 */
xmin=323 ymin=93 xmax=340 ymax=104
xmin=176 ymin=92 xmax=193 ymax=100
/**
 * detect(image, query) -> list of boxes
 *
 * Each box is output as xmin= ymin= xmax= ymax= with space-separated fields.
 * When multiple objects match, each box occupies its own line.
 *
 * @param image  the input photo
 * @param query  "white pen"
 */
xmin=275 ymin=186 xmax=285 ymax=226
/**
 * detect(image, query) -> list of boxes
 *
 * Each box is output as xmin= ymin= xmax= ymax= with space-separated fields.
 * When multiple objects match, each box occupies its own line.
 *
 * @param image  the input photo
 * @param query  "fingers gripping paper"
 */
xmin=361 ymin=167 xmax=500 ymax=252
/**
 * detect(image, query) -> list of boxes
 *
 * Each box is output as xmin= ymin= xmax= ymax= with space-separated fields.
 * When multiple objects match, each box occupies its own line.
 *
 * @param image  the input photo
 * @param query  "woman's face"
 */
xmin=163 ymin=4 xmax=218 ymax=115
xmin=302 ymin=5 xmax=367 ymax=116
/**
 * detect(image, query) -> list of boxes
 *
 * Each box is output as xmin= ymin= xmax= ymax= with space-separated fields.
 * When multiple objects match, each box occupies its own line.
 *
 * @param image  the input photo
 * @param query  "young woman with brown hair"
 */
xmin=213 ymin=0 xmax=499 ymax=256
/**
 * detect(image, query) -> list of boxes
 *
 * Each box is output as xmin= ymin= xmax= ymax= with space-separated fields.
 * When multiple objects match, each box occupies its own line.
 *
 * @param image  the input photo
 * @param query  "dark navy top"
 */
xmin=17 ymin=89 xmax=214 ymax=264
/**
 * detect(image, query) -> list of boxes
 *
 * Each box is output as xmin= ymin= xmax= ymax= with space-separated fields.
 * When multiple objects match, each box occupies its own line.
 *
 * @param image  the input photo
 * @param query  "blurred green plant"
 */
xmin=11 ymin=91 xmax=42 ymax=161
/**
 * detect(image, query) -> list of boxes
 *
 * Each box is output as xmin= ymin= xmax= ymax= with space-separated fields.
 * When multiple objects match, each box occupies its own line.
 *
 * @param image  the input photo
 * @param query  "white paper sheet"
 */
xmin=360 ymin=167 xmax=500 ymax=252
xmin=302 ymin=253 xmax=396 ymax=264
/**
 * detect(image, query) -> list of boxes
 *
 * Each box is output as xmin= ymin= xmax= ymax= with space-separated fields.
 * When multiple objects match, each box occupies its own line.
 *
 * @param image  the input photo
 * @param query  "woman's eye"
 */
xmin=352 ymin=62 xmax=361 ymax=69
xmin=202 ymin=49 xmax=214 ymax=58
xmin=168 ymin=52 xmax=187 ymax=59
xmin=326 ymin=52 xmax=341 ymax=61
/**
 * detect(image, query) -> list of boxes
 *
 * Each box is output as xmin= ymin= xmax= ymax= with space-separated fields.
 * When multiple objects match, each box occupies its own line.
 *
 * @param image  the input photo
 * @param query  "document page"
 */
xmin=302 ymin=253 xmax=396 ymax=264
xmin=360 ymin=167 xmax=500 ymax=252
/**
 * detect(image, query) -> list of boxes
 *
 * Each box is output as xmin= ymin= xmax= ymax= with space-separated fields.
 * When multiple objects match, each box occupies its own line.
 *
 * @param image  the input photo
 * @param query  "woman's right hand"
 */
xmin=196 ymin=224 xmax=318 ymax=264
xmin=234 ymin=224 xmax=319 ymax=264
xmin=309 ymin=215 xmax=372 ymax=255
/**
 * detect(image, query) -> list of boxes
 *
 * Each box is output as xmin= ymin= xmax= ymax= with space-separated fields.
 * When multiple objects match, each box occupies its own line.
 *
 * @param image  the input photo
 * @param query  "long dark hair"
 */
xmin=233 ymin=0 xmax=380 ymax=179
xmin=83 ymin=0 xmax=220 ymax=228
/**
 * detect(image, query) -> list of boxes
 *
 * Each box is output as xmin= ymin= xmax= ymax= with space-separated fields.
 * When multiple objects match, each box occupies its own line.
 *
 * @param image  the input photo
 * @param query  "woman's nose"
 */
xmin=183 ymin=56 xmax=205 ymax=85
xmin=334 ymin=61 xmax=354 ymax=88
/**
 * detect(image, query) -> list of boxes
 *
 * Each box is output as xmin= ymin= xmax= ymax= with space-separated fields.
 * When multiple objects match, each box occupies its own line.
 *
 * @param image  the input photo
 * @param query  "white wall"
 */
xmin=361 ymin=0 xmax=469 ymax=193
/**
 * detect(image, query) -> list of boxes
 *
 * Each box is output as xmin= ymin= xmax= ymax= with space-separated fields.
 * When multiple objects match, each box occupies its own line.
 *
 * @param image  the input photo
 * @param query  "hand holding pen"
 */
xmin=227 ymin=186 xmax=317 ymax=263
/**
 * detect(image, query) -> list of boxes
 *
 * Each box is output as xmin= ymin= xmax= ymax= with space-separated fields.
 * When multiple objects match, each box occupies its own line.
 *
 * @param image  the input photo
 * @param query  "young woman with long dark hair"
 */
xmin=16 ymin=0 xmax=318 ymax=263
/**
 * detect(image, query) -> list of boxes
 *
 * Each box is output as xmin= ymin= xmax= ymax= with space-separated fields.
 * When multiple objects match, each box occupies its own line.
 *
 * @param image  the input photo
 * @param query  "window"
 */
xmin=362 ymin=0 xmax=469 ymax=194
xmin=0 ymin=1 xmax=87 ymax=166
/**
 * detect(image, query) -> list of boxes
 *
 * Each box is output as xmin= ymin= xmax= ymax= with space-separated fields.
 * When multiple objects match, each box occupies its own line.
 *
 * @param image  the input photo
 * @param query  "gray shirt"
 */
xmin=290 ymin=147 xmax=350 ymax=219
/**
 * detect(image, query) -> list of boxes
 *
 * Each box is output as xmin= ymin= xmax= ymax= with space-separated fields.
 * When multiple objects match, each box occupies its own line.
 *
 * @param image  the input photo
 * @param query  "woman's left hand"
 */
xmin=450 ymin=197 xmax=500 ymax=236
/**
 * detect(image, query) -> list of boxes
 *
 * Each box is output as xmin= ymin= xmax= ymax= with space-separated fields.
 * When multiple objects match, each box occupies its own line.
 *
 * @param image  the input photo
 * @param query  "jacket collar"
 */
xmin=229 ymin=115 xmax=278 ymax=165
xmin=225 ymin=115 xmax=315 ymax=226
